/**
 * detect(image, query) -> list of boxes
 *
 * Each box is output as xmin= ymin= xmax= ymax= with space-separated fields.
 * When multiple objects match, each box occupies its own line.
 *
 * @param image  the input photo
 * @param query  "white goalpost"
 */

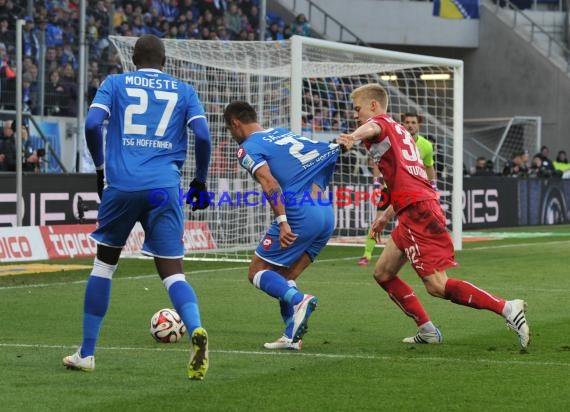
xmin=109 ymin=35 xmax=464 ymax=261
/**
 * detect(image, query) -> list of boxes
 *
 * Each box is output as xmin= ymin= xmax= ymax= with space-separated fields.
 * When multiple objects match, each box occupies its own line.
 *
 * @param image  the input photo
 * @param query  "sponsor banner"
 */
xmin=183 ymin=221 xmax=217 ymax=250
xmin=0 ymin=174 xmax=100 ymax=227
xmin=121 ymin=221 xmax=216 ymax=257
xmin=0 ymin=226 xmax=48 ymax=262
xmin=462 ymin=177 xmax=519 ymax=229
xmin=39 ymin=224 xmax=98 ymax=259
xmin=519 ymin=179 xmax=570 ymax=226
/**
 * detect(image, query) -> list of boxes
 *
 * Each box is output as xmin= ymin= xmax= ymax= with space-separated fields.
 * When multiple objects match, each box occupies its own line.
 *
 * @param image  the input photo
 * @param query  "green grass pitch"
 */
xmin=1 ymin=225 xmax=569 ymax=411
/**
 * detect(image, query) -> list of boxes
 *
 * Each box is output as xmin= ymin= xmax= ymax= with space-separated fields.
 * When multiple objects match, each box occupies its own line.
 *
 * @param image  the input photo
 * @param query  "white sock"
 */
xmin=419 ymin=321 xmax=436 ymax=333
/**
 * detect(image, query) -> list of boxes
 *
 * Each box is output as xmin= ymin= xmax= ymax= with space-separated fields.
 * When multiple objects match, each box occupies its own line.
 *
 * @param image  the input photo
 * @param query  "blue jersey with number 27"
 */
xmin=237 ymin=128 xmax=340 ymax=196
xmin=91 ymin=68 xmax=206 ymax=191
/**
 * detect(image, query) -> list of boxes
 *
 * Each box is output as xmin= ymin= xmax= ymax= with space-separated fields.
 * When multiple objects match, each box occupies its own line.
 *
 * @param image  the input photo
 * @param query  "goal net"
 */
xmin=109 ymin=35 xmax=464 ymax=261
xmin=463 ymin=117 xmax=541 ymax=174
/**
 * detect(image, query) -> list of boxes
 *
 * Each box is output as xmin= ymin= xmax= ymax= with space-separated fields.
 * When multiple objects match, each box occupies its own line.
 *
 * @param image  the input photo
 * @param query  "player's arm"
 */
xmin=337 ymin=121 xmax=381 ymax=151
xmin=85 ymin=106 xmax=109 ymax=200
xmin=253 ymin=164 xmax=298 ymax=249
xmin=422 ymin=142 xmax=437 ymax=188
xmin=189 ymin=117 xmax=211 ymax=184
xmin=186 ymin=116 xmax=212 ymax=211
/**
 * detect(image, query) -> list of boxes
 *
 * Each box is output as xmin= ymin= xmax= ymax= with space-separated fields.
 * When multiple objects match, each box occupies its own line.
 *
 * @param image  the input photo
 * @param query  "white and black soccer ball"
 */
xmin=150 ymin=308 xmax=187 ymax=343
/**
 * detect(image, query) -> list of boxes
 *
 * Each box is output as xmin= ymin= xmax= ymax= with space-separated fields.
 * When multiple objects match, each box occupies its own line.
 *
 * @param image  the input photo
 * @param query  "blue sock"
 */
xmin=81 ymin=275 xmax=112 ymax=357
xmin=280 ymin=280 xmax=296 ymax=338
xmin=163 ymin=274 xmax=201 ymax=335
xmin=253 ymin=270 xmax=303 ymax=306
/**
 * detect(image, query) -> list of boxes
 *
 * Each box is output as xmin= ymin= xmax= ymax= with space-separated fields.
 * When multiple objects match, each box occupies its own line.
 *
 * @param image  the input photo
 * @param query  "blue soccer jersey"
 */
xmin=91 ymin=68 xmax=206 ymax=191
xmin=236 ymin=128 xmax=340 ymax=267
xmin=237 ymin=128 xmax=340 ymax=196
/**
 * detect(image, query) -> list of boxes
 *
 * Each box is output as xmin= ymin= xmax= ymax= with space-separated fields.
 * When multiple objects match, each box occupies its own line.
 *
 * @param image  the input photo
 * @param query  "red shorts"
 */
xmin=391 ymin=199 xmax=458 ymax=277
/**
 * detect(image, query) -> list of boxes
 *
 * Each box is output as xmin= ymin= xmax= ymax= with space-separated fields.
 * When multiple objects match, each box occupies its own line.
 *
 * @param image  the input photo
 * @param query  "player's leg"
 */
xmin=144 ymin=186 xmax=209 ymax=379
xmin=422 ymin=270 xmax=530 ymax=348
xmin=249 ymin=254 xmax=316 ymax=343
xmin=373 ymin=237 xmax=441 ymax=343
xmin=63 ymin=188 xmax=141 ymax=371
xmin=63 ymin=244 xmax=121 ymax=371
xmin=406 ymin=200 xmax=529 ymax=348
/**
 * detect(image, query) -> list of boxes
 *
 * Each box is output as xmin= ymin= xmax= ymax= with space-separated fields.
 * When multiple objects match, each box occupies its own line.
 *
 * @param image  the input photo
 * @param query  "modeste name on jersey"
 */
xmin=125 ymin=75 xmax=178 ymax=90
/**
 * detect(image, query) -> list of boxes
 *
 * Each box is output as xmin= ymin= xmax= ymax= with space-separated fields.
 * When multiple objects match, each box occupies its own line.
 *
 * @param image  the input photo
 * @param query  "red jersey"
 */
xmin=363 ymin=114 xmax=437 ymax=213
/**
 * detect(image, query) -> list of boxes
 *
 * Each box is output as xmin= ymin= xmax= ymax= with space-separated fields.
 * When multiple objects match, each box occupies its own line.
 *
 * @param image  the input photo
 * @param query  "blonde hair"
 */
xmin=350 ymin=83 xmax=389 ymax=111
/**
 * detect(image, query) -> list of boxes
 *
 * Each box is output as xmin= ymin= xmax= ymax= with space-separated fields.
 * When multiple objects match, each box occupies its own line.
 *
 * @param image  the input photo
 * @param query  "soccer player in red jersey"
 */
xmin=338 ymin=83 xmax=530 ymax=348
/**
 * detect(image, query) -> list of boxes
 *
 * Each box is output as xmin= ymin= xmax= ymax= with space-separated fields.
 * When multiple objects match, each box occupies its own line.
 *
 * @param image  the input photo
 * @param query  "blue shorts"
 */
xmin=255 ymin=203 xmax=335 ymax=267
xmin=91 ymin=186 xmax=184 ymax=258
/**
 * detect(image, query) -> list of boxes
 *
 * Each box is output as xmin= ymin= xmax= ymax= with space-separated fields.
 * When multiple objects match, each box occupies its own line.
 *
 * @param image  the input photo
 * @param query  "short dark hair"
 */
xmin=132 ymin=34 xmax=166 ymax=68
xmin=11 ymin=120 xmax=29 ymax=133
xmin=401 ymin=112 xmax=422 ymax=123
xmin=223 ymin=101 xmax=257 ymax=125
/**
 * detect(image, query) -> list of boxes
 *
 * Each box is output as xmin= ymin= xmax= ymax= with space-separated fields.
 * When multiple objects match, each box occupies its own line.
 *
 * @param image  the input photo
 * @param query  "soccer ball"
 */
xmin=150 ymin=308 xmax=186 ymax=343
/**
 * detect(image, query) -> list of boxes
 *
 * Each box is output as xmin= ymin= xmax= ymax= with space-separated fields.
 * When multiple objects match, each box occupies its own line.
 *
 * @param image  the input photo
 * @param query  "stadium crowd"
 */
xmin=0 ymin=0 xmax=314 ymax=117
xmin=0 ymin=0 xmax=567 ymax=177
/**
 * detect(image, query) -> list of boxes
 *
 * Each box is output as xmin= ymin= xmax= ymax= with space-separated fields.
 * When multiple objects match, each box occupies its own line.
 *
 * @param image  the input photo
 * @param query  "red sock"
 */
xmin=378 ymin=277 xmax=430 ymax=326
xmin=444 ymin=278 xmax=506 ymax=314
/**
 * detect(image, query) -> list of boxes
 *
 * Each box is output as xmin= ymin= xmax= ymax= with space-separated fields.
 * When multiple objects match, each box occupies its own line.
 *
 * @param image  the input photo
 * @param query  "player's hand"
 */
xmin=337 ymin=134 xmax=355 ymax=152
xmin=279 ymin=222 xmax=298 ymax=248
xmin=96 ymin=169 xmax=104 ymax=201
xmin=187 ymin=179 xmax=211 ymax=211
xmin=370 ymin=214 xmax=389 ymax=243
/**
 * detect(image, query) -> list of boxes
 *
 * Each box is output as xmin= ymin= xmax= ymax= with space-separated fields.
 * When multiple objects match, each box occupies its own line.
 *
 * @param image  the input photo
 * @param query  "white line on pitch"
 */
xmin=0 ymin=342 xmax=567 ymax=368
xmin=464 ymin=239 xmax=570 ymax=251
xmin=0 ymin=256 xmax=357 ymax=292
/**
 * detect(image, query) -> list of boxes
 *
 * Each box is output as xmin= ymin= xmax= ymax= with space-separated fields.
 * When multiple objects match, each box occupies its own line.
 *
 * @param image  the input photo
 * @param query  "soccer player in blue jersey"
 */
xmin=63 ymin=35 xmax=212 ymax=380
xmin=223 ymin=101 xmax=341 ymax=350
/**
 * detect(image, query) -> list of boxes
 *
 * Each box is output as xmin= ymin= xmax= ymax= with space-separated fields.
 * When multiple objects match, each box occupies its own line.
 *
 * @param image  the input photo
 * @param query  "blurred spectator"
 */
xmin=290 ymin=13 xmax=310 ymax=37
xmin=0 ymin=119 xmax=13 ymax=171
xmin=472 ymin=156 xmax=495 ymax=176
xmin=22 ymin=72 xmax=37 ymax=113
xmin=224 ymin=2 xmax=242 ymax=38
xmin=502 ymin=152 xmax=528 ymax=178
xmin=537 ymin=145 xmax=556 ymax=172
xmin=0 ymin=14 xmax=13 ymax=52
xmin=553 ymin=150 xmax=570 ymax=177
xmin=44 ymin=69 xmax=65 ymax=116
xmin=0 ymin=120 xmax=43 ymax=172
xmin=22 ymin=16 xmax=39 ymax=62
xmin=46 ymin=10 xmax=65 ymax=47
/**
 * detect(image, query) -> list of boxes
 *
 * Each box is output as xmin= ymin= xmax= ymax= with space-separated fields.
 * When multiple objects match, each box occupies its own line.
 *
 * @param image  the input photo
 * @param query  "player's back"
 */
xmin=94 ymin=69 xmax=204 ymax=191
xmin=366 ymin=114 xmax=435 ymax=212
xmin=241 ymin=127 xmax=339 ymax=196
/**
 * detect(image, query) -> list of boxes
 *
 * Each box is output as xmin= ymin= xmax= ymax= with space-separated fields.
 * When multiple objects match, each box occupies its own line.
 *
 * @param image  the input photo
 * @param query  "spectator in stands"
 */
xmin=553 ymin=150 xmax=570 ymax=177
xmin=22 ymin=72 xmax=38 ymax=114
xmin=537 ymin=145 xmax=556 ymax=174
xmin=472 ymin=156 xmax=495 ymax=176
xmin=46 ymin=10 xmax=65 ymax=47
xmin=0 ymin=120 xmax=42 ymax=172
xmin=44 ymin=69 xmax=65 ymax=116
xmin=502 ymin=152 xmax=528 ymax=178
xmin=290 ymin=13 xmax=311 ymax=37
xmin=0 ymin=119 xmax=13 ymax=171
xmin=529 ymin=153 xmax=559 ymax=178
xmin=23 ymin=17 xmax=40 ymax=63
xmin=0 ymin=14 xmax=13 ymax=52
xmin=267 ymin=21 xmax=285 ymax=40
xmin=224 ymin=2 xmax=242 ymax=39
